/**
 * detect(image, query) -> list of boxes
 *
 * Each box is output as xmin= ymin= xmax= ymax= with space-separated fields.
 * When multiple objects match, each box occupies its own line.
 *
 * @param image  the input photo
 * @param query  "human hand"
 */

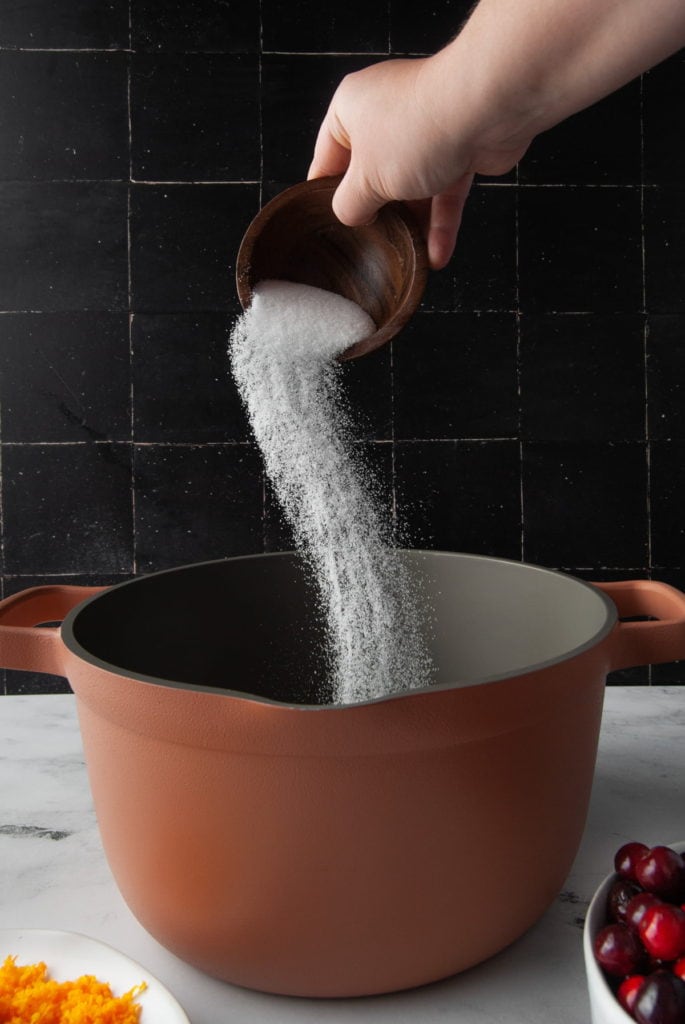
xmin=308 ymin=56 xmax=530 ymax=270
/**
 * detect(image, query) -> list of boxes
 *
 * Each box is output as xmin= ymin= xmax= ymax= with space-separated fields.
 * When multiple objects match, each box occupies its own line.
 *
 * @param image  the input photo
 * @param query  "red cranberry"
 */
xmin=627 ymin=893 xmax=665 ymax=932
xmin=609 ymin=879 xmax=643 ymax=923
xmin=618 ymin=974 xmax=646 ymax=1015
xmin=673 ymin=957 xmax=685 ymax=982
xmin=594 ymin=923 xmax=645 ymax=977
xmin=636 ymin=847 xmax=685 ymax=902
xmin=633 ymin=970 xmax=685 ymax=1024
xmin=616 ymin=842 xmax=650 ymax=882
xmin=639 ymin=904 xmax=685 ymax=961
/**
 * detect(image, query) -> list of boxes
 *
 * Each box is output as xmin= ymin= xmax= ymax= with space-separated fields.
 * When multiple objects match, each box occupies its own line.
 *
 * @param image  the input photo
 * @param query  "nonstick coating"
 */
xmin=62 ymin=551 xmax=615 ymax=707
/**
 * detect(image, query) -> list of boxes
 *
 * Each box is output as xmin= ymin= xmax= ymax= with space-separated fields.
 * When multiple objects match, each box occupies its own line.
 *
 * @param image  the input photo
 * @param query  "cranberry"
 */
xmin=594 ymin=923 xmax=645 ymax=977
xmin=673 ymin=957 xmax=685 ymax=982
xmin=609 ymin=879 xmax=643 ymax=923
xmin=616 ymin=842 xmax=650 ymax=882
xmin=633 ymin=970 xmax=685 ymax=1024
xmin=627 ymin=893 xmax=665 ymax=932
xmin=618 ymin=974 xmax=646 ymax=1015
xmin=636 ymin=847 xmax=685 ymax=902
xmin=639 ymin=904 xmax=685 ymax=962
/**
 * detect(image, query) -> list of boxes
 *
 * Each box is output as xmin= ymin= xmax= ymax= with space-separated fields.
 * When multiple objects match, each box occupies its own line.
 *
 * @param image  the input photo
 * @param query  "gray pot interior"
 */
xmin=63 ymin=551 xmax=616 ymax=706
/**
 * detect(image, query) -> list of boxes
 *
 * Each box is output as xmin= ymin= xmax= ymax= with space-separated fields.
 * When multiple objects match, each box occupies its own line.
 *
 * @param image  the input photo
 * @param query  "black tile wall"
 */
xmin=644 ymin=188 xmax=685 ymax=313
xmin=0 ymin=0 xmax=129 ymax=50
xmin=518 ymin=186 xmax=643 ymax=313
xmin=0 ymin=183 xmax=128 ymax=311
xmin=261 ymin=54 xmax=371 ymax=184
xmin=390 ymin=0 xmax=474 ymax=54
xmin=519 ymin=82 xmax=642 ymax=186
xmin=130 ymin=183 xmax=257 ymax=312
xmin=394 ymin=312 xmax=518 ymax=439
xmin=130 ymin=0 xmax=259 ymax=53
xmin=133 ymin=444 xmax=262 ymax=573
xmin=394 ymin=440 xmax=521 ymax=555
xmin=451 ymin=185 xmax=517 ymax=312
xmin=0 ymin=313 xmax=130 ymax=442
xmin=3 ymin=443 xmax=133 ymax=574
xmin=0 ymin=52 xmax=128 ymax=180
xmin=0 ymin=4 xmax=683 ymax=692
xmin=520 ymin=314 xmax=645 ymax=441
xmin=262 ymin=0 xmax=390 ymax=54
xmin=522 ymin=442 xmax=648 ymax=569
xmin=647 ymin=316 xmax=685 ymax=439
xmin=644 ymin=51 xmax=685 ymax=187
xmin=130 ymin=54 xmax=260 ymax=181
xmin=131 ymin=313 xmax=248 ymax=442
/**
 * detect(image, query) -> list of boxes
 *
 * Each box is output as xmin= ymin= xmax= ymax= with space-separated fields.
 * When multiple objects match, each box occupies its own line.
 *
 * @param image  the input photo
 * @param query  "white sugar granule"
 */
xmin=229 ymin=279 xmax=433 ymax=705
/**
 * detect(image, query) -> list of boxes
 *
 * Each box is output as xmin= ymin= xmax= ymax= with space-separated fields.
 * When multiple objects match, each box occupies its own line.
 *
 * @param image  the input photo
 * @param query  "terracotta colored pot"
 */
xmin=2 ymin=551 xmax=685 ymax=998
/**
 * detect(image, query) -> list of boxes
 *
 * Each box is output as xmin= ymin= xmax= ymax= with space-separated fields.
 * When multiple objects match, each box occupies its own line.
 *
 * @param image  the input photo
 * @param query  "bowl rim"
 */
xmin=583 ymin=839 xmax=685 ymax=1022
xmin=234 ymin=175 xmax=429 ymax=360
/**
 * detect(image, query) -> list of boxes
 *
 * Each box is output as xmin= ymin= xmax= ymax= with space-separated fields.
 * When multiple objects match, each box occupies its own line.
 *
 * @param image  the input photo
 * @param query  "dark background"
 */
xmin=0 ymin=0 xmax=683 ymax=693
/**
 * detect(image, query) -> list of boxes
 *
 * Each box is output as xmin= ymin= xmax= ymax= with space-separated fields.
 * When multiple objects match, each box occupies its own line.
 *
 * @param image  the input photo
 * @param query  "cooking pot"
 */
xmin=2 ymin=550 xmax=685 ymax=998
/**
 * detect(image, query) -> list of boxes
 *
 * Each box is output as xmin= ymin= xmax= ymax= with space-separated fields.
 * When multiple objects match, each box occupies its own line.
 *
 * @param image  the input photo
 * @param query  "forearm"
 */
xmin=427 ymin=0 xmax=685 ymax=161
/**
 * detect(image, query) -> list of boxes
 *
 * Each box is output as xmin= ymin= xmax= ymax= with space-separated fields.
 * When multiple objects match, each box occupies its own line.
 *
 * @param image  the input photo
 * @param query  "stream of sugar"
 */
xmin=229 ymin=280 xmax=433 ymax=705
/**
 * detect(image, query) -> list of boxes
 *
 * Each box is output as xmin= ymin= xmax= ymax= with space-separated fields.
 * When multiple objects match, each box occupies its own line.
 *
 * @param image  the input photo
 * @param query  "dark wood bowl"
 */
xmin=235 ymin=176 xmax=428 ymax=360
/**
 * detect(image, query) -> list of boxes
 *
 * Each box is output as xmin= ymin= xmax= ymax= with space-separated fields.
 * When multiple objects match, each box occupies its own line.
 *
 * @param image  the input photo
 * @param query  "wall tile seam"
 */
xmin=0 ymin=440 xmax=258 ymax=448
xmin=127 ymin=1 xmax=135 ymax=574
xmin=0 ymin=181 xmax=670 ymax=188
xmin=0 ymin=180 xmax=262 ymax=185
xmin=0 ymin=47 xmax=135 ymax=53
xmin=0 ymin=47 xmax=431 ymax=56
xmin=257 ymin=0 xmax=267 ymax=554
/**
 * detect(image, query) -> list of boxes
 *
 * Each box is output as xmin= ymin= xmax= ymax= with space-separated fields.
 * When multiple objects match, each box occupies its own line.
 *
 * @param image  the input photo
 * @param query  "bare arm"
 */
xmin=309 ymin=0 xmax=685 ymax=269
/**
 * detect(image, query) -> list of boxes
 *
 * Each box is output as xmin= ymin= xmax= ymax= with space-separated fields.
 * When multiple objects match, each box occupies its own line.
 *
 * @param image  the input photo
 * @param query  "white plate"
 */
xmin=0 ymin=928 xmax=190 ymax=1023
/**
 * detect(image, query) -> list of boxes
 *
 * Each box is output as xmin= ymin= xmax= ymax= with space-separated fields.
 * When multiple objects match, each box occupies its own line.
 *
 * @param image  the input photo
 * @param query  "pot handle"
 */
xmin=0 ymin=585 xmax=105 ymax=676
xmin=592 ymin=579 xmax=685 ymax=671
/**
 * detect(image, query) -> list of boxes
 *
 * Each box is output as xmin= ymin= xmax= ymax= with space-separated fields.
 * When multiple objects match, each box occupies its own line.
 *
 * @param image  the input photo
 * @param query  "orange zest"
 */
xmin=0 ymin=954 xmax=147 ymax=1023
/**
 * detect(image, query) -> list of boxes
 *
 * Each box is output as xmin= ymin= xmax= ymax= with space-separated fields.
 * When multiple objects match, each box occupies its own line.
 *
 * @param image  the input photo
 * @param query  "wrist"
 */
xmin=418 ymin=38 xmax=544 ymax=176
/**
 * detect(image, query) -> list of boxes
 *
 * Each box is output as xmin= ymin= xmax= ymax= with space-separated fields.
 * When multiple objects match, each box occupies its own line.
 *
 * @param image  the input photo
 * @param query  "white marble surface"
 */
xmin=0 ymin=688 xmax=684 ymax=1023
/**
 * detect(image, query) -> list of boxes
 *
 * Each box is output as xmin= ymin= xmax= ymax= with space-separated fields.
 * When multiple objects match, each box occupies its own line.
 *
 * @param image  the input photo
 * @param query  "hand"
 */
xmin=308 ymin=56 xmax=529 ymax=270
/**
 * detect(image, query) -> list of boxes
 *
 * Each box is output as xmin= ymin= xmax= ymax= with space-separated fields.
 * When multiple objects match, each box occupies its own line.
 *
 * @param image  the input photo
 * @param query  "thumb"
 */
xmin=332 ymin=167 xmax=383 ymax=227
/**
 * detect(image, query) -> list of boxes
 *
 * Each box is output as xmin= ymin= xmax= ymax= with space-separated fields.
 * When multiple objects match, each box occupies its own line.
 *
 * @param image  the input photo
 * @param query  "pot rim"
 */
xmin=59 ymin=550 xmax=618 ymax=710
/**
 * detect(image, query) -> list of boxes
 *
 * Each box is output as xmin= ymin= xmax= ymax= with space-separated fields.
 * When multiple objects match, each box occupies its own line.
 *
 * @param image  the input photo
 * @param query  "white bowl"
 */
xmin=583 ymin=840 xmax=685 ymax=1024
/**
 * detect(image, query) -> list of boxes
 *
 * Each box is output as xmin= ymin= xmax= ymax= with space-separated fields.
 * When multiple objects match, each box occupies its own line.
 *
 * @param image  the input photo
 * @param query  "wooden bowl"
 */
xmin=235 ymin=176 xmax=428 ymax=360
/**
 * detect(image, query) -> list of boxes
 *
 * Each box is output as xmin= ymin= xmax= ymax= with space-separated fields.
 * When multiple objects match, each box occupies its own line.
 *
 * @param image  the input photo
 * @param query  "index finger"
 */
xmin=308 ymin=117 xmax=352 ymax=180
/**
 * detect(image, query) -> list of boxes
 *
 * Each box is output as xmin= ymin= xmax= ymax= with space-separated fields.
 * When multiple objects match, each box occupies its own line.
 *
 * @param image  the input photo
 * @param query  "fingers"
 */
xmin=426 ymin=173 xmax=474 ymax=270
xmin=308 ymin=117 xmax=351 ymax=180
xmin=331 ymin=166 xmax=384 ymax=227
xmin=309 ymin=131 xmax=381 ymax=226
xmin=309 ymin=116 xmax=381 ymax=227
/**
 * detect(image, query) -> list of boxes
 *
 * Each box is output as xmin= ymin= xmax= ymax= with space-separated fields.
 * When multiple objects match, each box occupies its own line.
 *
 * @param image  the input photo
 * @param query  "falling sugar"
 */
xmin=229 ymin=280 xmax=433 ymax=705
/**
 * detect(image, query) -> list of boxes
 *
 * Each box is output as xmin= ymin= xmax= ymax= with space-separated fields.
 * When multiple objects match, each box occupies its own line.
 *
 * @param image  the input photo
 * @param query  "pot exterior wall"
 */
xmin=69 ymin=644 xmax=608 ymax=996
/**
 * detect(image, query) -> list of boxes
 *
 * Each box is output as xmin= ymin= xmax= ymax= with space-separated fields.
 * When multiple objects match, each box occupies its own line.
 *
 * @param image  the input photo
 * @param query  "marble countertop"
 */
xmin=1 ymin=688 xmax=684 ymax=1023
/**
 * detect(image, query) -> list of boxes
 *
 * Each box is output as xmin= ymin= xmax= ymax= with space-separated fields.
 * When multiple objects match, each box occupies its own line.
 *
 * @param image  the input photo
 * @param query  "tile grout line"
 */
xmin=640 ymin=73 xmax=653 ymax=686
xmin=127 ymin=0 xmax=137 ymax=577
xmin=258 ymin=0 xmax=268 ymax=552
xmin=514 ymin=162 xmax=525 ymax=563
